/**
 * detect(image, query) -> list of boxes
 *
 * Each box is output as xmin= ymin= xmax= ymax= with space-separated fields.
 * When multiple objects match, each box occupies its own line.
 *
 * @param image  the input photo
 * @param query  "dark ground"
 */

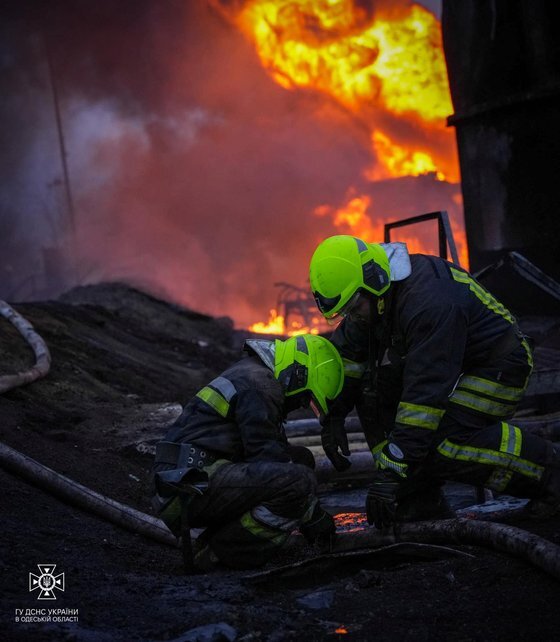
xmin=2 ymin=283 xmax=560 ymax=642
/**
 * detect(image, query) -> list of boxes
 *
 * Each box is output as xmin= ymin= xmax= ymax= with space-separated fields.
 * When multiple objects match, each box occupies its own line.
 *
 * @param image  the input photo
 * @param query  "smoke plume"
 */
xmin=0 ymin=0 xmax=460 ymax=328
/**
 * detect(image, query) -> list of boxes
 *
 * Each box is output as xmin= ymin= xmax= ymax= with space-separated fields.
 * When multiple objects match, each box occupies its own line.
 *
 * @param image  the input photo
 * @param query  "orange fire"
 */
xmin=316 ymin=191 xmax=469 ymax=266
xmin=368 ymin=131 xmax=445 ymax=181
xmin=315 ymin=193 xmax=384 ymax=242
xmin=248 ymin=308 xmax=321 ymax=336
xmin=210 ymin=0 xmax=465 ymax=332
xmin=248 ymin=309 xmax=286 ymax=335
xmin=210 ymin=0 xmax=458 ymax=182
xmin=224 ymin=2 xmax=450 ymax=119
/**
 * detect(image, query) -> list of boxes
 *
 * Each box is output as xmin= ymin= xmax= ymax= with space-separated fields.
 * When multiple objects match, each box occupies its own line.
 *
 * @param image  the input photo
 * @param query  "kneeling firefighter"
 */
xmin=152 ymin=334 xmax=344 ymax=571
xmin=309 ymin=235 xmax=560 ymax=528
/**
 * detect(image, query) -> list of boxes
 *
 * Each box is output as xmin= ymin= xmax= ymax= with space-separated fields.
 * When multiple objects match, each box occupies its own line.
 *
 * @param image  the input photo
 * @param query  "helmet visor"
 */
xmin=313 ymin=291 xmax=341 ymax=318
xmin=286 ymin=363 xmax=308 ymax=394
xmin=324 ymin=289 xmax=365 ymax=323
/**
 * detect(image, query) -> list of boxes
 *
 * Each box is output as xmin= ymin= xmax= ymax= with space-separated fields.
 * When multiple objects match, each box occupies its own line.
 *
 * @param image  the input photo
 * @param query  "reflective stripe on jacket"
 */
xmin=332 ymin=253 xmax=531 ymax=465
xmin=163 ymin=355 xmax=290 ymax=463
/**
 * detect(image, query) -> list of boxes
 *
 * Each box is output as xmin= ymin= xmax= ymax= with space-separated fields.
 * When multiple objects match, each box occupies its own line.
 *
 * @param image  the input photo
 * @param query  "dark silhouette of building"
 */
xmin=442 ymin=0 xmax=560 ymax=313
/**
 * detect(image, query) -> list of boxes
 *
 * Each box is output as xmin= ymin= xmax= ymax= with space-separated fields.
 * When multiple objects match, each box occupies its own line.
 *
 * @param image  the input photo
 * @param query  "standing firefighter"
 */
xmin=309 ymin=234 xmax=560 ymax=528
xmin=152 ymin=334 xmax=344 ymax=571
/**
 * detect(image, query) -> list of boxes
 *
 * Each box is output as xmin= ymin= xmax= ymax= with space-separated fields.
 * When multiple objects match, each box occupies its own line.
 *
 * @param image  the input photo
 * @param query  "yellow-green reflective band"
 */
xmin=342 ymin=358 xmax=366 ymax=379
xmin=449 ymin=389 xmax=515 ymax=417
xmin=196 ymin=386 xmax=230 ymax=417
xmin=458 ymin=375 xmax=525 ymax=402
xmin=396 ymin=402 xmax=444 ymax=430
xmin=487 ymin=468 xmax=513 ymax=492
xmin=437 ymin=439 xmax=543 ymax=480
xmin=159 ymin=496 xmax=181 ymax=523
xmin=371 ymin=440 xmax=387 ymax=457
xmin=375 ymin=451 xmax=408 ymax=478
xmin=522 ymin=337 xmax=534 ymax=369
xmin=240 ymin=512 xmax=289 ymax=545
xmin=205 ymin=459 xmax=230 ymax=477
xmin=450 ymin=267 xmax=515 ymax=324
xmin=500 ymin=422 xmax=522 ymax=456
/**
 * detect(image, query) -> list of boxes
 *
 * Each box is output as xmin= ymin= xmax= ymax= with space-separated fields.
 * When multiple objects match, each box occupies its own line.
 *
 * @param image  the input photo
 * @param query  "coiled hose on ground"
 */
xmin=0 ymin=300 xmax=51 ymax=393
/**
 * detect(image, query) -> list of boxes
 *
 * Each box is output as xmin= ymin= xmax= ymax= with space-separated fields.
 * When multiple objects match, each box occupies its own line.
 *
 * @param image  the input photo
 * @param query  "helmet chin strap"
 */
xmin=365 ymin=293 xmax=385 ymax=389
xmin=369 ymin=285 xmax=392 ymax=324
xmin=284 ymin=390 xmax=306 ymax=414
xmin=368 ymin=295 xmax=377 ymax=399
xmin=351 ymin=292 xmax=384 ymax=324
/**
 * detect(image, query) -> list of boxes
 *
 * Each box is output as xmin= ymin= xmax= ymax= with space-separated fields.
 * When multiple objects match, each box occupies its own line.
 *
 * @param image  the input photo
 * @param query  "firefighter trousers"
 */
xmin=187 ymin=461 xmax=319 ymax=569
xmin=405 ymin=341 xmax=560 ymax=502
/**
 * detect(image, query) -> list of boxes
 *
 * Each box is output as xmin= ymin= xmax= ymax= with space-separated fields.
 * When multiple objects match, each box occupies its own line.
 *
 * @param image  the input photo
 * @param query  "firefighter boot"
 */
xmin=193 ymin=544 xmax=220 ymax=572
xmin=525 ymin=444 xmax=560 ymax=519
xmin=191 ymin=527 xmax=221 ymax=573
xmin=395 ymin=484 xmax=456 ymax=523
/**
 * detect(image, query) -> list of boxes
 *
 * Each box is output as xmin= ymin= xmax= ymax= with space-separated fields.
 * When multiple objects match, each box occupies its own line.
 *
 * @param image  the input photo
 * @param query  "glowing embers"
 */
xmin=334 ymin=511 xmax=368 ymax=533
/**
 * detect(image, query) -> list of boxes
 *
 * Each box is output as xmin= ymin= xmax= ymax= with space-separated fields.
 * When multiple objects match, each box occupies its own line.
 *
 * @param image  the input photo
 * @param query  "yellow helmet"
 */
xmin=309 ymin=235 xmax=391 ymax=319
xmin=274 ymin=334 xmax=344 ymax=415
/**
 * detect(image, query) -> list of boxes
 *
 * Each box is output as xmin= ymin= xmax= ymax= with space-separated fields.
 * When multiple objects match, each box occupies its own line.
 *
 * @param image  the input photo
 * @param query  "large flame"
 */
xmin=210 ymin=0 xmax=464 ymax=333
xmin=230 ymin=1 xmax=450 ymax=121
xmin=368 ymin=130 xmax=445 ymax=181
xmin=211 ymin=0 xmax=458 ymax=182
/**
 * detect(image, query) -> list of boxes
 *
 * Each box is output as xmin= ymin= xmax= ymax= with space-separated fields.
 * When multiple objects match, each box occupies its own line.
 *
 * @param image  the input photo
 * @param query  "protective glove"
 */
xmin=366 ymin=468 xmax=403 ymax=529
xmin=321 ymin=417 xmax=351 ymax=472
xmin=300 ymin=503 xmax=336 ymax=549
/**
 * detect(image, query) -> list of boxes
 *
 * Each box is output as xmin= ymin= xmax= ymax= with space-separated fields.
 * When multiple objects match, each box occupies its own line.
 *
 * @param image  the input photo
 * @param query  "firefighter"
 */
xmin=152 ymin=333 xmax=344 ymax=570
xmin=309 ymin=234 xmax=560 ymax=529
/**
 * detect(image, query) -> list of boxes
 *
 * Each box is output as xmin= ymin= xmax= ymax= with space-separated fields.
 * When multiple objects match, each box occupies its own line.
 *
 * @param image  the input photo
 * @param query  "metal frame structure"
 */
xmin=277 ymin=211 xmax=461 ymax=331
xmin=384 ymin=210 xmax=460 ymax=266
xmin=274 ymin=282 xmax=329 ymax=334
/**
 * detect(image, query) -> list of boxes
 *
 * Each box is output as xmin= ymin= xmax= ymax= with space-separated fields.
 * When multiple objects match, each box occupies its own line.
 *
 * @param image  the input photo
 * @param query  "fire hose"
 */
xmin=284 ymin=414 xmax=560 ymax=442
xmin=2 ymin=439 xmax=560 ymax=581
xmin=0 ymin=440 xmax=178 ymax=548
xmin=0 ymin=300 xmax=51 ymax=393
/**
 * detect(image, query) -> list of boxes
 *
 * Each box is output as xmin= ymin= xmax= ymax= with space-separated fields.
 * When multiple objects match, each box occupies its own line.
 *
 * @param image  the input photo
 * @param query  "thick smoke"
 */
xmin=1 ymin=0 xmax=459 ymax=327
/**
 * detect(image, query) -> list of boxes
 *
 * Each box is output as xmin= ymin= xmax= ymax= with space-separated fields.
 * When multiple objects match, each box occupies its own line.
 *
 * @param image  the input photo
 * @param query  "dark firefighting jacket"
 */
xmin=163 ymin=352 xmax=291 ymax=463
xmin=331 ymin=249 xmax=529 ymax=472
